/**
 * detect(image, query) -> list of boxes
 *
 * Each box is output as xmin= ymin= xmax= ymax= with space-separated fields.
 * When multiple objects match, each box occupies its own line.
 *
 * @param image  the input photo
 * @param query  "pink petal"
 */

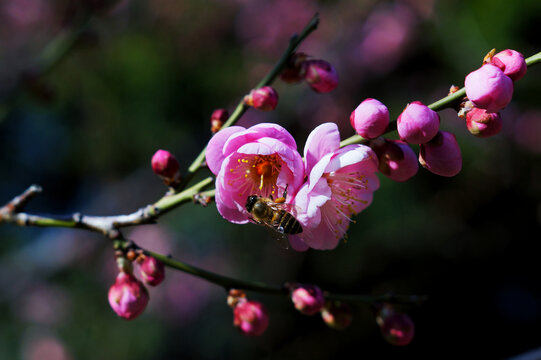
xmin=215 ymin=185 xmax=249 ymax=224
xmin=325 ymin=144 xmax=378 ymax=173
xmin=224 ymin=123 xmax=297 ymax=156
xmin=249 ymin=123 xmax=297 ymax=149
xmin=289 ymin=235 xmax=310 ymax=251
xmin=294 ymin=179 xmax=331 ymax=226
xmin=308 ymin=153 xmax=333 ymax=192
xmin=236 ymin=140 xmax=276 ymax=156
xmin=215 ymin=157 xmax=250 ymax=224
xmin=304 ymin=122 xmax=341 ymax=175
xmin=206 ymin=126 xmax=245 ymax=175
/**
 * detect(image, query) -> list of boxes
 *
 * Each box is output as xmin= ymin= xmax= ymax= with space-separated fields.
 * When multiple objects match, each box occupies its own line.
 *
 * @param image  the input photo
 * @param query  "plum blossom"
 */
xmin=206 ymin=123 xmax=304 ymax=223
xmin=291 ymin=123 xmax=380 ymax=251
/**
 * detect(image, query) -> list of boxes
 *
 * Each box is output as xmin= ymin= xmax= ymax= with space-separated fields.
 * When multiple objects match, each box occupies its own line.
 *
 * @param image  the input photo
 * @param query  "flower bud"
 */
xmin=108 ymin=271 xmax=149 ymax=320
xmin=210 ymin=108 xmax=229 ymax=133
xmin=464 ymin=64 xmax=513 ymax=113
xmin=291 ymin=284 xmax=325 ymax=316
xmin=280 ymin=52 xmax=307 ymax=84
xmin=227 ymin=289 xmax=246 ymax=308
xmin=397 ymin=101 xmax=440 ymax=144
xmin=377 ymin=307 xmax=415 ymax=346
xmin=419 ymin=131 xmax=462 ymax=177
xmin=139 ymin=256 xmax=165 ymax=286
xmin=151 ymin=149 xmax=180 ymax=181
xmin=244 ymin=86 xmax=278 ymax=111
xmin=466 ymin=108 xmax=502 ymax=138
xmin=491 ymin=49 xmax=527 ymax=81
xmin=320 ymin=301 xmax=352 ymax=330
xmin=350 ymin=98 xmax=390 ymax=139
xmin=304 ymin=59 xmax=338 ymax=93
xmin=233 ymin=300 xmax=269 ymax=336
xmin=372 ymin=139 xmax=418 ymax=182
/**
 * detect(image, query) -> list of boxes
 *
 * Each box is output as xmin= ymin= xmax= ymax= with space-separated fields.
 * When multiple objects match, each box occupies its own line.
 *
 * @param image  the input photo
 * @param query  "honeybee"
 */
xmin=245 ymin=187 xmax=302 ymax=248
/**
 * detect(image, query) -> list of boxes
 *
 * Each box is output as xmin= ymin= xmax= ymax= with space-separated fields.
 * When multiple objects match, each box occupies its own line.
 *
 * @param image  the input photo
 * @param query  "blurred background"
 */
xmin=1 ymin=0 xmax=541 ymax=358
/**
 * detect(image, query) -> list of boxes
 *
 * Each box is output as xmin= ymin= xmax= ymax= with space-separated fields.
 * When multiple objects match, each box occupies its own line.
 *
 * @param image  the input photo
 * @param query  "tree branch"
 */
xmin=0 ymin=177 xmax=214 ymax=238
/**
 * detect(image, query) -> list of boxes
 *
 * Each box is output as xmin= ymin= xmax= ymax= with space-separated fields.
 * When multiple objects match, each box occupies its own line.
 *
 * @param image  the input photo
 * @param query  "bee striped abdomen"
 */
xmin=274 ymin=210 xmax=302 ymax=234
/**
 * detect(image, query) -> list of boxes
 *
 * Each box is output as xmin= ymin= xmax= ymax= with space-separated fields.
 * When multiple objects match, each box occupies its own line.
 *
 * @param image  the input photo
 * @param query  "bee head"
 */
xmin=245 ymin=195 xmax=259 ymax=212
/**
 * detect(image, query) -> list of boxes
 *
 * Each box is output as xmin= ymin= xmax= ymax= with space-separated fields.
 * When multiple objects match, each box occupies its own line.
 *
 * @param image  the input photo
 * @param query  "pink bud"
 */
xmin=320 ymin=301 xmax=352 ymax=330
xmin=291 ymin=284 xmax=325 ymax=316
xmin=108 ymin=272 xmax=149 ymax=320
xmin=304 ymin=59 xmax=338 ymax=93
xmin=466 ymin=108 xmax=502 ymax=138
xmin=397 ymin=101 xmax=440 ymax=144
xmin=233 ymin=300 xmax=269 ymax=336
xmin=378 ymin=311 xmax=415 ymax=346
xmin=491 ymin=49 xmax=527 ymax=81
xmin=464 ymin=64 xmax=514 ymax=113
xmin=151 ymin=150 xmax=180 ymax=179
xmin=210 ymin=108 xmax=229 ymax=133
xmin=139 ymin=256 xmax=165 ymax=286
xmin=244 ymin=86 xmax=278 ymax=111
xmin=350 ymin=98 xmax=390 ymax=139
xmin=419 ymin=131 xmax=462 ymax=177
xmin=372 ymin=139 xmax=418 ymax=182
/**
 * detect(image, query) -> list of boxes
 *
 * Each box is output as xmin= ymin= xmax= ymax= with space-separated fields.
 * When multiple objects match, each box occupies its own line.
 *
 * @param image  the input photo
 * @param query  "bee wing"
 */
xmin=257 ymin=217 xmax=290 ymax=250
xmin=267 ymin=201 xmax=301 ymax=216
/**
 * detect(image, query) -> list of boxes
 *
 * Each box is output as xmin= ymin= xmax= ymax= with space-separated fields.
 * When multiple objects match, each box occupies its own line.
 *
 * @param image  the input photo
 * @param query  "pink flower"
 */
xmin=397 ymin=101 xmax=440 ymax=144
xmin=372 ymin=139 xmax=418 ymax=182
xmin=291 ymin=284 xmax=325 ymax=315
xmin=419 ymin=131 xmax=462 ymax=177
xmin=304 ymin=60 xmax=339 ymax=93
xmin=465 ymin=64 xmax=514 ymax=113
xmin=466 ymin=108 xmax=502 ymax=138
xmin=206 ymin=123 xmax=304 ymax=223
xmin=244 ymin=86 xmax=279 ymax=111
xmin=491 ymin=49 xmax=527 ymax=81
xmin=233 ymin=300 xmax=269 ymax=336
xmin=349 ymin=98 xmax=390 ymax=139
xmin=291 ymin=123 xmax=379 ymax=250
xmin=108 ymin=271 xmax=149 ymax=320
xmin=139 ymin=256 xmax=165 ymax=286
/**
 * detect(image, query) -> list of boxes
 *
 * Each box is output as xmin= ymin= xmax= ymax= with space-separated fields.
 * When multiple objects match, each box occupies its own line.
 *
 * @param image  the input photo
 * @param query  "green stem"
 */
xmin=145 ymin=249 xmax=285 ymax=294
xmin=184 ymin=14 xmax=320 ymax=181
xmin=151 ymin=177 xmax=214 ymax=215
xmin=142 ymin=246 xmax=426 ymax=304
xmin=339 ymin=50 xmax=541 ymax=148
xmin=526 ymin=51 xmax=541 ymax=66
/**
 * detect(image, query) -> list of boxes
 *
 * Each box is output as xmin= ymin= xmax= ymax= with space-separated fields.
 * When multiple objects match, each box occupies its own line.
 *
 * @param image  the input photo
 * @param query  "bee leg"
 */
xmin=275 ymin=184 xmax=289 ymax=204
